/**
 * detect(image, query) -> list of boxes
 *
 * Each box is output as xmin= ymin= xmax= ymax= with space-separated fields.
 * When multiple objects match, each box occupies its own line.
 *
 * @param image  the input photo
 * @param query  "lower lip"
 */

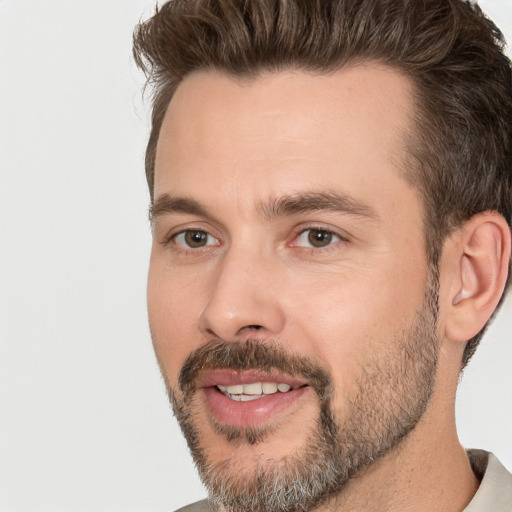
xmin=202 ymin=386 xmax=311 ymax=427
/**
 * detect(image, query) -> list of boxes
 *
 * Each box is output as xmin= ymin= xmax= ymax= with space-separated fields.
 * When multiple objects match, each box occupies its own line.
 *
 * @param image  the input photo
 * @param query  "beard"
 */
xmin=166 ymin=272 xmax=440 ymax=512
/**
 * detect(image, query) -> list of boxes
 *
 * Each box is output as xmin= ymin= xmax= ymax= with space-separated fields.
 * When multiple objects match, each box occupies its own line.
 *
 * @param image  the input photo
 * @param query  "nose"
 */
xmin=198 ymin=248 xmax=286 ymax=341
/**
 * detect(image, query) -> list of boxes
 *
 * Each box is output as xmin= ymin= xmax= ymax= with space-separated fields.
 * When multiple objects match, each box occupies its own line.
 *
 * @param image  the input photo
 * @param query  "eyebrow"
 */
xmin=150 ymin=190 xmax=379 ymax=223
xmin=150 ymin=195 xmax=210 ymax=222
xmin=258 ymin=191 xmax=379 ymax=221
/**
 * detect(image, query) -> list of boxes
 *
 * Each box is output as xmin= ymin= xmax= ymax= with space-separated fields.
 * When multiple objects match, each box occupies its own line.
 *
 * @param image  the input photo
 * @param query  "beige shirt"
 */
xmin=175 ymin=451 xmax=512 ymax=512
xmin=464 ymin=450 xmax=512 ymax=511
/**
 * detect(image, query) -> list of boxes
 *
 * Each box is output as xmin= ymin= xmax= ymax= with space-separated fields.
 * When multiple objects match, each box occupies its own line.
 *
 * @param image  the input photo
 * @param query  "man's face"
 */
xmin=148 ymin=67 xmax=439 ymax=511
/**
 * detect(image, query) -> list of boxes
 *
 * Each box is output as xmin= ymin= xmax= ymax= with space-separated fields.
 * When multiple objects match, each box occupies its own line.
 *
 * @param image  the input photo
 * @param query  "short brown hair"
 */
xmin=133 ymin=0 xmax=512 ymax=367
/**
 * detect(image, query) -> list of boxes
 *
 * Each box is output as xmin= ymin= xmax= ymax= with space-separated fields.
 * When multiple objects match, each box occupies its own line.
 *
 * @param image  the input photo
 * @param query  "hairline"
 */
xmin=148 ymin=61 xmax=432 ymax=238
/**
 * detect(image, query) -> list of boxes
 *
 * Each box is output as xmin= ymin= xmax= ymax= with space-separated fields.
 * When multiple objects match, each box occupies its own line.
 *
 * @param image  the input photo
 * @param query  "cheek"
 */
xmin=286 ymin=261 xmax=427 ymax=381
xmin=147 ymin=257 xmax=206 ymax=384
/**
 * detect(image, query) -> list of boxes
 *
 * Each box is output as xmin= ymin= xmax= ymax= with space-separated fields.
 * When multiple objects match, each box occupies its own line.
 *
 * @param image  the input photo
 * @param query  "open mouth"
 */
xmin=216 ymin=381 xmax=304 ymax=401
xmin=197 ymin=370 xmax=312 ymax=427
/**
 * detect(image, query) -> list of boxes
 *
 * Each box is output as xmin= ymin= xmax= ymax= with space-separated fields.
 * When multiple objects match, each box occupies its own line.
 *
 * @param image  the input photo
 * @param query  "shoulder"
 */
xmin=173 ymin=499 xmax=211 ymax=512
xmin=465 ymin=450 xmax=512 ymax=511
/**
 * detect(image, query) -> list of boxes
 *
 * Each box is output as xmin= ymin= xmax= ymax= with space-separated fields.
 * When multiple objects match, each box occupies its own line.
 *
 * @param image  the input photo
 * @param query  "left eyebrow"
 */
xmin=258 ymin=191 xmax=379 ymax=221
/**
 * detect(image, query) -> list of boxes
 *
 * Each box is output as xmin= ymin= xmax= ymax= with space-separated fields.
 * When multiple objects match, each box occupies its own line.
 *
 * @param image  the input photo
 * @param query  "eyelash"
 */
xmin=163 ymin=227 xmax=220 ymax=250
xmin=291 ymin=226 xmax=348 ymax=251
xmin=162 ymin=225 xmax=348 ymax=254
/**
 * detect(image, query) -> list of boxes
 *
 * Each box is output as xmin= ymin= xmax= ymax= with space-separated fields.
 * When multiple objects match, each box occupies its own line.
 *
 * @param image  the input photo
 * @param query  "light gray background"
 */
xmin=0 ymin=1 xmax=511 ymax=511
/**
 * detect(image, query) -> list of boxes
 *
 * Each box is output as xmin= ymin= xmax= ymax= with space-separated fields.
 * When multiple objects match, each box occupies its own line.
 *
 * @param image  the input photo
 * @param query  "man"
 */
xmin=133 ymin=0 xmax=512 ymax=511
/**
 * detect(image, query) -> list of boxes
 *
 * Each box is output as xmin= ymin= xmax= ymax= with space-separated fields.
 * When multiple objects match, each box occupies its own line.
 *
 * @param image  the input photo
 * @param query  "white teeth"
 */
xmin=225 ymin=384 xmax=243 ymax=394
xmin=230 ymin=394 xmax=263 ymax=402
xmin=262 ymin=382 xmax=278 ymax=394
xmin=217 ymin=382 xmax=294 ymax=400
xmin=243 ymin=382 xmax=263 ymax=395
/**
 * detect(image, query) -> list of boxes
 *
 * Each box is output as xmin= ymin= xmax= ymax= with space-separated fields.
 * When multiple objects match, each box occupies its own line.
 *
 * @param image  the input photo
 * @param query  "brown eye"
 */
xmin=185 ymin=230 xmax=207 ymax=247
xmin=295 ymin=228 xmax=341 ymax=248
xmin=175 ymin=230 xmax=217 ymax=248
xmin=307 ymin=229 xmax=333 ymax=247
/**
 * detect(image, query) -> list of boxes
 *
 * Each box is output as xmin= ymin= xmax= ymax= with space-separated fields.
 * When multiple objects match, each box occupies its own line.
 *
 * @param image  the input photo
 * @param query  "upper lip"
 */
xmin=195 ymin=369 xmax=309 ymax=389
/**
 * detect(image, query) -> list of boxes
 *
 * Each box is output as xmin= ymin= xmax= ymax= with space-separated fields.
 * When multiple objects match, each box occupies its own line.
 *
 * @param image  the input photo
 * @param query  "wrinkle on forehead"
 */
xmin=154 ymin=65 xmax=416 ymax=222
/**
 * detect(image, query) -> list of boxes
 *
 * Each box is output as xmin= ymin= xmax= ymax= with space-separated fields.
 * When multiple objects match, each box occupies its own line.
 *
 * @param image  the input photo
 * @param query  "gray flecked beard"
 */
xmin=166 ymin=274 xmax=439 ymax=512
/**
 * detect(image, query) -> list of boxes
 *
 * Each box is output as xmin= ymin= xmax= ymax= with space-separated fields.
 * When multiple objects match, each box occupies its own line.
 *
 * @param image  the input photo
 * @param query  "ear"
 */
xmin=443 ymin=212 xmax=511 ymax=343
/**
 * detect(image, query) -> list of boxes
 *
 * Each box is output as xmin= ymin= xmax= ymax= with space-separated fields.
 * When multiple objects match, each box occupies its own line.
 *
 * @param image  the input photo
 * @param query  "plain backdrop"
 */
xmin=1 ymin=1 xmax=511 ymax=511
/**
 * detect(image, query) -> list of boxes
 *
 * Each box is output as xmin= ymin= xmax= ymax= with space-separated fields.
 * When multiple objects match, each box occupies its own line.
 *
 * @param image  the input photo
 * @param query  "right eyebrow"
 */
xmin=149 ymin=194 xmax=210 ymax=222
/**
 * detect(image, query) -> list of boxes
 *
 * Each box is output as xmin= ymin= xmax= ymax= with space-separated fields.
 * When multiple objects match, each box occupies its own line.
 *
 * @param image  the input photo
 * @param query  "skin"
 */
xmin=146 ymin=66 xmax=503 ymax=511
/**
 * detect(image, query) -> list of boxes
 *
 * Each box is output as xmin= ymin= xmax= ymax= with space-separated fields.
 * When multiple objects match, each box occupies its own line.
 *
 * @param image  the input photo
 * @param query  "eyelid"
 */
xmin=289 ymin=224 xmax=350 ymax=250
xmin=174 ymin=230 xmax=219 ymax=249
xmin=295 ymin=229 xmax=340 ymax=246
xmin=160 ymin=222 xmax=222 ymax=247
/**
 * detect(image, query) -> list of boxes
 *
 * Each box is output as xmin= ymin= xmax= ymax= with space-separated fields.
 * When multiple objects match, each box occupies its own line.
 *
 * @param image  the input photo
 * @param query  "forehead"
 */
xmin=154 ymin=65 xmax=417 ymax=219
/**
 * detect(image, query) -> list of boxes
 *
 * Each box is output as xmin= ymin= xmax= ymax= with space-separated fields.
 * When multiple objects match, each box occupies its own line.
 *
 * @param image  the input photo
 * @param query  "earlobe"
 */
xmin=445 ymin=213 xmax=511 ymax=343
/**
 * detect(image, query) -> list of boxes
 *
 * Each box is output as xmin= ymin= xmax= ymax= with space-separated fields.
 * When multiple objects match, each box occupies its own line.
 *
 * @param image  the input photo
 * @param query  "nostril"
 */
xmin=235 ymin=324 xmax=264 ymax=336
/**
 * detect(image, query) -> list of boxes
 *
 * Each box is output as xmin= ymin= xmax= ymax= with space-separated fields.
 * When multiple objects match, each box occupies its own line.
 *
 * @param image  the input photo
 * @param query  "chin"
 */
xmin=197 ymin=394 xmax=321 ymax=465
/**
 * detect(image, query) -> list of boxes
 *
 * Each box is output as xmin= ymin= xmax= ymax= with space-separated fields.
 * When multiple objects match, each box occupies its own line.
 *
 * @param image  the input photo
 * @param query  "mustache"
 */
xmin=178 ymin=339 xmax=333 ymax=401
